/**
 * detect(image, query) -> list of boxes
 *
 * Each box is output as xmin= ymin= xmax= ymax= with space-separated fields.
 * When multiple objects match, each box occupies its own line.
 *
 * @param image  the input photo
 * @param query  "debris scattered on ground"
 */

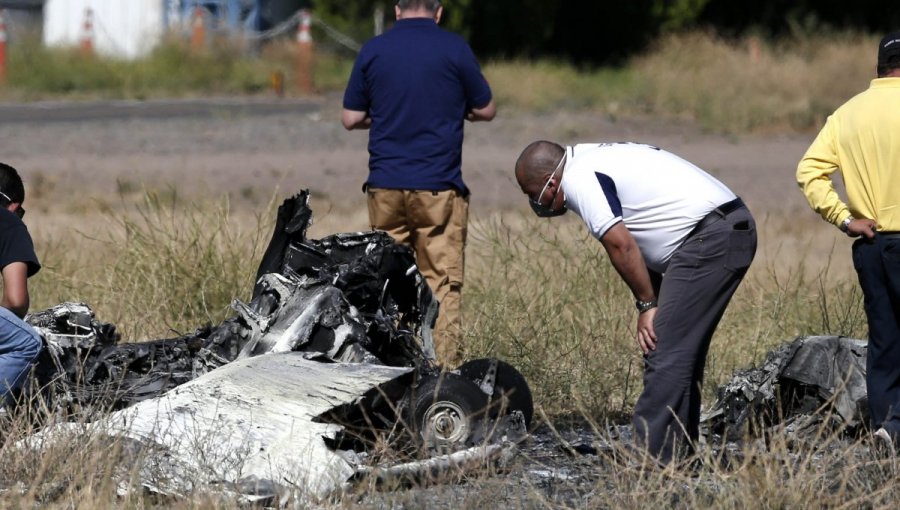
xmin=702 ymin=335 xmax=869 ymax=440
xmin=20 ymin=191 xmax=533 ymax=505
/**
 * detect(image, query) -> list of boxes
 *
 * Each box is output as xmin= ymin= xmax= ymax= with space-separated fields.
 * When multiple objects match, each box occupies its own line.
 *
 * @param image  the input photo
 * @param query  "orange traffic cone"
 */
xmin=80 ymin=8 xmax=94 ymax=56
xmin=296 ymin=9 xmax=314 ymax=94
xmin=191 ymin=6 xmax=206 ymax=53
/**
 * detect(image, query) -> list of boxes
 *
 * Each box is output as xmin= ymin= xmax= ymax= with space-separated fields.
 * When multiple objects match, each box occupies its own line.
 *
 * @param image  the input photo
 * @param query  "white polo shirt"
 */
xmin=560 ymin=143 xmax=736 ymax=273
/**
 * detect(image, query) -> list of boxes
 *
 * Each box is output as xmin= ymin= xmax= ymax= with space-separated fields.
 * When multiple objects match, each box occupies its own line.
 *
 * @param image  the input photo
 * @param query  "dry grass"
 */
xmin=463 ymin=211 xmax=865 ymax=419
xmin=482 ymin=31 xmax=878 ymax=133
xmin=31 ymin=193 xmax=272 ymax=340
xmin=628 ymin=31 xmax=876 ymax=132
xmin=9 ymin=194 xmax=876 ymax=508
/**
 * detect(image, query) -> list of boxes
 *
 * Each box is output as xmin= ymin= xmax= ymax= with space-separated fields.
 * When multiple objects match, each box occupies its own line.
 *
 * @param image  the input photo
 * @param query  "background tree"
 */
xmin=309 ymin=0 xmax=900 ymax=65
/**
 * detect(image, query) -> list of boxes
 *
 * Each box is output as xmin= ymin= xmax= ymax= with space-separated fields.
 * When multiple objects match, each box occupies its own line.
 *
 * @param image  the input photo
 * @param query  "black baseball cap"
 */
xmin=878 ymin=31 xmax=900 ymax=66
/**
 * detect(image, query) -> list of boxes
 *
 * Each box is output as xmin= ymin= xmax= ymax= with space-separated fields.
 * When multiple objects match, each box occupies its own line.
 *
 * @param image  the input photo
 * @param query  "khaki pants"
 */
xmin=366 ymin=188 xmax=468 ymax=367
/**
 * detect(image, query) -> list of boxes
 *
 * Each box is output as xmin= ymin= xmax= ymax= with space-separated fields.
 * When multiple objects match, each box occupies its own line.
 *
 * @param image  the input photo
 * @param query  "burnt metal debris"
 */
xmin=20 ymin=190 xmax=533 ymax=502
xmin=702 ymin=335 xmax=869 ymax=440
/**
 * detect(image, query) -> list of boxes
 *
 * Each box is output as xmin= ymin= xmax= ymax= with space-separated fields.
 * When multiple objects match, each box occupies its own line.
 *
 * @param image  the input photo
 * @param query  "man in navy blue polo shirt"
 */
xmin=0 ymin=162 xmax=42 ymax=406
xmin=342 ymin=0 xmax=495 ymax=367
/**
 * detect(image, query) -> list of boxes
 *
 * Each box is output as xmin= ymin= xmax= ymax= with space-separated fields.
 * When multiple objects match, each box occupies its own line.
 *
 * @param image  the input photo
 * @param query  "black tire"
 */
xmin=409 ymin=372 xmax=489 ymax=452
xmin=458 ymin=358 xmax=534 ymax=430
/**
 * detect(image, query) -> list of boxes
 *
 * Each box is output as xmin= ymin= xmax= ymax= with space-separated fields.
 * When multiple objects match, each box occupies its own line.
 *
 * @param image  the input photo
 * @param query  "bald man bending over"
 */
xmin=515 ymin=140 xmax=756 ymax=466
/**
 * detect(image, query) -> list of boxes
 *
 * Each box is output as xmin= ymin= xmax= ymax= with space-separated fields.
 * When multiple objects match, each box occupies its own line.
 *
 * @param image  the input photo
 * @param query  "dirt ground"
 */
xmin=0 ymin=92 xmax=852 ymax=279
xmin=0 ymin=93 xmax=816 ymax=213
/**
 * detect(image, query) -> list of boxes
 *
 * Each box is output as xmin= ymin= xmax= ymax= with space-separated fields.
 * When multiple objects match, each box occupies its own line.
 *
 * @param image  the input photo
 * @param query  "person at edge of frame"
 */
xmin=796 ymin=30 xmax=900 ymax=449
xmin=514 ymin=140 xmax=757 ymax=466
xmin=0 ymin=162 xmax=42 ymax=407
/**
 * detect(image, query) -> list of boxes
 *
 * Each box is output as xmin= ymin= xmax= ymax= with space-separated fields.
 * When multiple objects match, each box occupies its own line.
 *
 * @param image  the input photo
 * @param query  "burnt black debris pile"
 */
xmin=702 ymin=335 xmax=869 ymax=441
xmin=24 ymin=190 xmax=533 ymax=459
xmin=25 ymin=191 xmax=437 ymax=415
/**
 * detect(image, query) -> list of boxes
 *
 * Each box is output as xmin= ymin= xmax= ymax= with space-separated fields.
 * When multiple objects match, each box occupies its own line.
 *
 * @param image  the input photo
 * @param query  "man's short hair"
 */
xmin=877 ymin=58 xmax=900 ymax=77
xmin=0 ymin=163 xmax=25 ymax=205
xmin=396 ymin=0 xmax=441 ymax=12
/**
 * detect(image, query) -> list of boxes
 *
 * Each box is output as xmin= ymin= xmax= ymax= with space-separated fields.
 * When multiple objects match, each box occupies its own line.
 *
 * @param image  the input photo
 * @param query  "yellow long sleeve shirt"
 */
xmin=796 ymin=77 xmax=900 ymax=231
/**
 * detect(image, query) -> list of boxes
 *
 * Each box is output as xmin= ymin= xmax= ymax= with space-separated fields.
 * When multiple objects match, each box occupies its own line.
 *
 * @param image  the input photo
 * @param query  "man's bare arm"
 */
xmin=599 ymin=222 xmax=657 ymax=353
xmin=466 ymin=99 xmax=496 ymax=122
xmin=1 ymin=262 xmax=30 ymax=318
xmin=600 ymin=223 xmax=655 ymax=300
xmin=341 ymin=109 xmax=371 ymax=130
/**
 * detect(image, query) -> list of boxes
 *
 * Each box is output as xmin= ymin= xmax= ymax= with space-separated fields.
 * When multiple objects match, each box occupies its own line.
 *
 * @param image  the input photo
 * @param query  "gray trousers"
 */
xmin=633 ymin=205 xmax=757 ymax=464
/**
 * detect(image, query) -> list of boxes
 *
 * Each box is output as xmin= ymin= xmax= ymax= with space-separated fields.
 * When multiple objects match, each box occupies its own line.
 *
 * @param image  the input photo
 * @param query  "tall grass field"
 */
xmin=1 ymin=29 xmax=896 ymax=508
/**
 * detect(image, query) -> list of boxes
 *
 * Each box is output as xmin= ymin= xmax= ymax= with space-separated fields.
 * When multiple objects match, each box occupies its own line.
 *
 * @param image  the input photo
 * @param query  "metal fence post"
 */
xmin=296 ymin=9 xmax=314 ymax=94
xmin=0 ymin=10 xmax=7 ymax=84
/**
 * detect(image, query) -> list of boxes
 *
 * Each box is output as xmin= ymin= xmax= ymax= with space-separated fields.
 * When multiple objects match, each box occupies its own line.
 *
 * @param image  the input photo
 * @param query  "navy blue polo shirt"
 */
xmin=0 ymin=209 xmax=40 ymax=277
xmin=343 ymin=18 xmax=492 ymax=195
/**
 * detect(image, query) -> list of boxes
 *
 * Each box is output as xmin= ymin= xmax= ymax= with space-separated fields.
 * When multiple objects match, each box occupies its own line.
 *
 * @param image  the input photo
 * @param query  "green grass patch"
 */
xmin=1 ymin=35 xmax=350 ymax=100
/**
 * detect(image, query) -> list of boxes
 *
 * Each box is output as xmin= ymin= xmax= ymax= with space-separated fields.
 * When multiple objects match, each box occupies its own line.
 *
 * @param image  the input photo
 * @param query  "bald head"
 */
xmin=515 ymin=140 xmax=565 ymax=189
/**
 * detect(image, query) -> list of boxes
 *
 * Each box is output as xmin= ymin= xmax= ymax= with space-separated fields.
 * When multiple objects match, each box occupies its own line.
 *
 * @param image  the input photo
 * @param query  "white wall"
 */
xmin=44 ymin=0 xmax=165 ymax=60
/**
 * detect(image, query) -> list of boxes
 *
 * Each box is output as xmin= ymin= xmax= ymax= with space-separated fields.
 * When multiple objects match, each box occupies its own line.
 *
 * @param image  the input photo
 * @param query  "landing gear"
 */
xmin=409 ymin=372 xmax=488 ymax=452
xmin=458 ymin=358 xmax=534 ymax=430
xmin=407 ymin=358 xmax=534 ymax=452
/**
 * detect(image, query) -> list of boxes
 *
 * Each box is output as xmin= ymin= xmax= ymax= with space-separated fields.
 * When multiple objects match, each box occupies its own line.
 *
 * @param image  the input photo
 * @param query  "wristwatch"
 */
xmin=840 ymin=215 xmax=854 ymax=233
xmin=635 ymin=298 xmax=658 ymax=313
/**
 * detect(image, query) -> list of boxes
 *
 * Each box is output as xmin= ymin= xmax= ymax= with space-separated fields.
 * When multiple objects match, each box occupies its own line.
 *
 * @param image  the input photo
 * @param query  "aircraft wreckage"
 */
xmin=19 ymin=191 xmax=533 ymax=504
xmin=702 ymin=335 xmax=869 ymax=439
xmin=14 ymin=191 xmax=877 ymax=502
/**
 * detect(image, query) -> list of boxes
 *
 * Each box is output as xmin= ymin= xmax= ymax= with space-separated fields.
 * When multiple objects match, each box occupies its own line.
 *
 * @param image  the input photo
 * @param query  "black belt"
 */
xmin=879 ymin=232 xmax=900 ymax=239
xmin=687 ymin=197 xmax=745 ymax=239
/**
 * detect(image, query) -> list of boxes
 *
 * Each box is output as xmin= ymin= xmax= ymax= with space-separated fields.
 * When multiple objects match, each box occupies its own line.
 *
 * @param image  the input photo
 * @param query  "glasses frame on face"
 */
xmin=0 ymin=191 xmax=24 ymax=219
xmin=529 ymin=153 xmax=566 ymax=208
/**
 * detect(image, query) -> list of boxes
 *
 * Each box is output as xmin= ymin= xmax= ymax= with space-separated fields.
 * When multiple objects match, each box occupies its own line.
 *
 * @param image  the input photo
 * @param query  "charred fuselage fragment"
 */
xmin=702 ymin=335 xmax=869 ymax=440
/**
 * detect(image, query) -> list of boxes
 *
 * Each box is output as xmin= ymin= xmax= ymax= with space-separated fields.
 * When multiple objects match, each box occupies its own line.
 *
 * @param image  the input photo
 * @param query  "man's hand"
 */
xmin=847 ymin=218 xmax=877 ymax=238
xmin=636 ymin=307 xmax=657 ymax=354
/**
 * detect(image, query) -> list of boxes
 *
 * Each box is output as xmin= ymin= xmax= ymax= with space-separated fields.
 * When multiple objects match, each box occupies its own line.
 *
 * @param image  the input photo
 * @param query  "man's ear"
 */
xmin=395 ymin=5 xmax=402 ymax=20
xmin=434 ymin=6 xmax=443 ymax=24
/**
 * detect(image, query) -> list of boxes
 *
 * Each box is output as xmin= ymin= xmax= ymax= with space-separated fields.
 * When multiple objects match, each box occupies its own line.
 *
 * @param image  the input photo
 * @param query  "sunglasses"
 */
xmin=0 ymin=191 xmax=24 ymax=219
xmin=528 ymin=153 xmax=567 ymax=218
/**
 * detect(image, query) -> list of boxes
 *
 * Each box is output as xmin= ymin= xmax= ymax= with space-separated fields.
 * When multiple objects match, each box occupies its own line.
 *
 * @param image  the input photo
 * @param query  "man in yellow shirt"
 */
xmin=797 ymin=30 xmax=900 ymax=446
